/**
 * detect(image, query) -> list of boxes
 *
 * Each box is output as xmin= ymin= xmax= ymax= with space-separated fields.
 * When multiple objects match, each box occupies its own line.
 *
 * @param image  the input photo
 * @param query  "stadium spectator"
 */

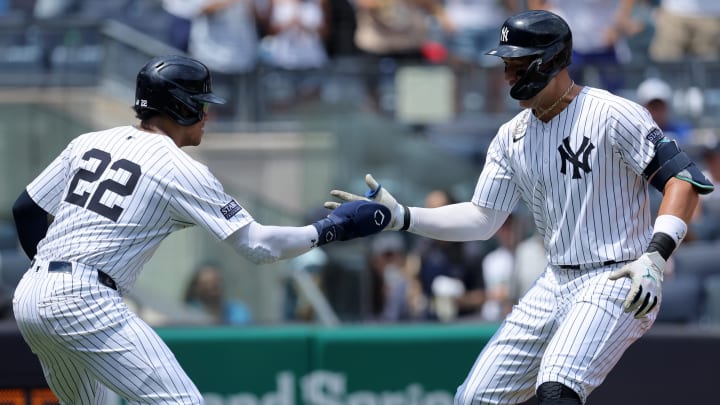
xmin=366 ymin=232 xmax=424 ymax=322
xmin=413 ymin=189 xmax=486 ymax=321
xmin=186 ymin=0 xmax=262 ymax=74
xmin=689 ymin=140 xmax=720 ymax=241
xmin=324 ymin=0 xmax=358 ymax=57
xmin=161 ymin=0 xmax=194 ymax=52
xmin=648 ymin=0 xmax=720 ymax=62
xmin=438 ymin=0 xmax=519 ymax=113
xmin=480 ymin=213 xmax=520 ymax=322
xmin=259 ymin=0 xmax=329 ymax=69
xmin=636 ymin=77 xmax=693 ymax=146
xmin=353 ymin=0 xmax=445 ymax=112
xmin=528 ymin=0 xmax=644 ymax=94
xmin=511 ymin=232 xmax=547 ymax=302
xmin=183 ymin=261 xmax=253 ymax=325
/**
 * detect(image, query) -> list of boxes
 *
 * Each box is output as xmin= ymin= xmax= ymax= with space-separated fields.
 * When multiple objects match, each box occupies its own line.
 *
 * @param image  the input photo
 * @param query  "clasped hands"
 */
xmin=314 ymin=173 xmax=406 ymax=246
xmin=324 ymin=173 xmax=408 ymax=231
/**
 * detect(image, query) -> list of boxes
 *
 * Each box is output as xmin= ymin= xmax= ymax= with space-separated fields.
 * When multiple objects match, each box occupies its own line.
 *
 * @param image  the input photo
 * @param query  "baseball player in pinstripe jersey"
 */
xmin=326 ymin=10 xmax=714 ymax=405
xmin=10 ymin=55 xmax=390 ymax=404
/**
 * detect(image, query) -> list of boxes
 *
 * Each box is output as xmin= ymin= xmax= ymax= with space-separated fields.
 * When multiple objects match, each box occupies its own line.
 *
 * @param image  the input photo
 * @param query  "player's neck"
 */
xmin=138 ymin=119 xmax=183 ymax=146
xmin=532 ymin=79 xmax=577 ymax=122
xmin=138 ymin=120 xmax=167 ymax=135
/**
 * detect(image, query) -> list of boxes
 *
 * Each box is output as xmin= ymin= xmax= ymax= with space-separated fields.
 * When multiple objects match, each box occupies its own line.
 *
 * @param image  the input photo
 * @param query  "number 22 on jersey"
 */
xmin=64 ymin=148 xmax=142 ymax=222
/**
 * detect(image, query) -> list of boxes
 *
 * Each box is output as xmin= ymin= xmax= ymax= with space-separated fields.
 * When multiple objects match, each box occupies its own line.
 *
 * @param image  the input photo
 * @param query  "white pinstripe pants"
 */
xmin=12 ymin=259 xmax=203 ymax=404
xmin=455 ymin=263 xmax=657 ymax=405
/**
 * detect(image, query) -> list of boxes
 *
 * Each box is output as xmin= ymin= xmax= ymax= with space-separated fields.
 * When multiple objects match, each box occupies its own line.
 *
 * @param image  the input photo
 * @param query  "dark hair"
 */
xmin=133 ymin=106 xmax=160 ymax=122
xmin=183 ymin=261 xmax=223 ymax=303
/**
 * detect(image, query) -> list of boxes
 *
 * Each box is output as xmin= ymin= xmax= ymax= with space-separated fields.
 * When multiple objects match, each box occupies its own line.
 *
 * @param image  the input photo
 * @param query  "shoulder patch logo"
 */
xmin=646 ymin=128 xmax=664 ymax=145
xmin=220 ymin=199 xmax=243 ymax=220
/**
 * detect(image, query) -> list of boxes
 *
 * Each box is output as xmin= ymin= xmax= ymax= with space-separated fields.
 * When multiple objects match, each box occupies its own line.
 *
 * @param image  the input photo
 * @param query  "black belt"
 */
xmin=557 ymin=260 xmax=627 ymax=270
xmin=48 ymin=261 xmax=117 ymax=291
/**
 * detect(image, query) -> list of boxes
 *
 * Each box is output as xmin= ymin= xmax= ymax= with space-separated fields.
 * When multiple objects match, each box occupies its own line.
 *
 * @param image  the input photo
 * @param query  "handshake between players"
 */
xmin=319 ymin=174 xmax=409 ymax=246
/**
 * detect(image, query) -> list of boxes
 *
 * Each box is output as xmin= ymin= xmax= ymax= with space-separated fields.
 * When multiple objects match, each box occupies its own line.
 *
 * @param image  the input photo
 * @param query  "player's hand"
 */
xmin=312 ymin=200 xmax=391 ymax=246
xmin=324 ymin=174 xmax=408 ymax=231
xmin=608 ymin=252 xmax=665 ymax=319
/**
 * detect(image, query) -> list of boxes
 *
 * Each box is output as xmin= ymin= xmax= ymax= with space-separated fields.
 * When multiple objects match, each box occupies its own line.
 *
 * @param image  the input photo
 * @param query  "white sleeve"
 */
xmin=225 ymin=221 xmax=320 ymax=264
xmin=407 ymin=202 xmax=510 ymax=242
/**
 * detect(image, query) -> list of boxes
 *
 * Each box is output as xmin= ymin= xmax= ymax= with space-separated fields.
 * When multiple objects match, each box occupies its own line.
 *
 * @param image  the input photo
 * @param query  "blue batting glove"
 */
xmin=312 ymin=200 xmax=391 ymax=246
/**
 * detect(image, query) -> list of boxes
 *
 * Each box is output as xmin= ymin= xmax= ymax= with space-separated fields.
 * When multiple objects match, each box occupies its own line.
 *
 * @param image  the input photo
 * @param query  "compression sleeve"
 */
xmin=12 ymin=189 xmax=50 ymax=259
xmin=407 ymin=202 xmax=510 ymax=241
xmin=225 ymin=221 xmax=319 ymax=264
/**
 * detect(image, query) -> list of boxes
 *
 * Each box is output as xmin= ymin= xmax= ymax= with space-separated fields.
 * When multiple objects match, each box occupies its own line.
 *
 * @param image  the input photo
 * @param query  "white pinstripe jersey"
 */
xmin=26 ymin=125 xmax=254 ymax=291
xmin=473 ymin=87 xmax=659 ymax=266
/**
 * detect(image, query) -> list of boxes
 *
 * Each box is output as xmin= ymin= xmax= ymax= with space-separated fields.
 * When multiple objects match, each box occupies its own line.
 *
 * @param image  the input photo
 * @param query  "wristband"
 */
xmin=653 ymin=214 xmax=687 ymax=245
xmin=400 ymin=205 xmax=411 ymax=231
xmin=646 ymin=214 xmax=687 ymax=260
xmin=646 ymin=233 xmax=675 ymax=261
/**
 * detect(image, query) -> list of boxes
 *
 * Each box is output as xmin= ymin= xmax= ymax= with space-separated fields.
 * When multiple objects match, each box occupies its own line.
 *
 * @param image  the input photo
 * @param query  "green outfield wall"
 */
xmin=4 ymin=322 xmax=720 ymax=405
xmin=156 ymin=324 xmax=501 ymax=405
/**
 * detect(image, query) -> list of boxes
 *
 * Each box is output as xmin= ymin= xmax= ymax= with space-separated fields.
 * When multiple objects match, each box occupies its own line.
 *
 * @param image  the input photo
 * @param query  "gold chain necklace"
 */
xmin=535 ymin=81 xmax=575 ymax=119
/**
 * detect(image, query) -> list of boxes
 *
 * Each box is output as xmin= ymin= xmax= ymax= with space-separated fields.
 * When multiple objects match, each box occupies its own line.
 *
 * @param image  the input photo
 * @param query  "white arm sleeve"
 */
xmin=225 ymin=222 xmax=319 ymax=264
xmin=407 ymin=202 xmax=510 ymax=242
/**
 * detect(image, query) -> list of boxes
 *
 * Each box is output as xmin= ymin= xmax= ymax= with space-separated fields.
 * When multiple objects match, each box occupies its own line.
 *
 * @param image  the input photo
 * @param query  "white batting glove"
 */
xmin=608 ymin=251 xmax=665 ymax=319
xmin=324 ymin=174 xmax=408 ymax=231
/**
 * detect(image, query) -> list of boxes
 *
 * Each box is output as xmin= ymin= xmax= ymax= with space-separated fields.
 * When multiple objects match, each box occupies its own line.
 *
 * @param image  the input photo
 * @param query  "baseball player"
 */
xmin=326 ymin=10 xmax=713 ymax=405
xmin=11 ymin=55 xmax=389 ymax=404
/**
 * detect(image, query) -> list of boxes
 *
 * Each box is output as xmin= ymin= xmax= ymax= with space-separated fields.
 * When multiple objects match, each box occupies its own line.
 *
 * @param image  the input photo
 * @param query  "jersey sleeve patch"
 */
xmin=646 ymin=128 xmax=664 ymax=145
xmin=220 ymin=199 xmax=243 ymax=219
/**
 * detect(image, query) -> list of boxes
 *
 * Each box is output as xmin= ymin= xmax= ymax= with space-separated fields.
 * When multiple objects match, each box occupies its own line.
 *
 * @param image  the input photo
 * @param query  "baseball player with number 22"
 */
xmin=11 ymin=55 xmax=390 ymax=404
xmin=326 ymin=10 xmax=714 ymax=405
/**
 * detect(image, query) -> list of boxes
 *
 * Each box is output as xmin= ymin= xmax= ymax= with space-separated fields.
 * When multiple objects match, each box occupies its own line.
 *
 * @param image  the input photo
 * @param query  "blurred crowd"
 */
xmin=1 ymin=0 xmax=720 ymax=327
xmin=8 ymin=1 xmax=720 ymax=80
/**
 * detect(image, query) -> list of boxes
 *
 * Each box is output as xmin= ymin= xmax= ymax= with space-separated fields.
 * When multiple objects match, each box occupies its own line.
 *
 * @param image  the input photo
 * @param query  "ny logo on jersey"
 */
xmin=500 ymin=26 xmax=509 ymax=43
xmin=558 ymin=136 xmax=594 ymax=179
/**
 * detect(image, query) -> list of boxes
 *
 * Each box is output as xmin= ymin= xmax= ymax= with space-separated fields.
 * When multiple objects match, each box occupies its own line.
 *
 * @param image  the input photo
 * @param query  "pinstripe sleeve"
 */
xmin=472 ymin=130 xmax=521 ymax=212
xmin=26 ymin=140 xmax=75 ymax=215
xmin=169 ymin=158 xmax=254 ymax=240
xmin=607 ymin=100 xmax=659 ymax=176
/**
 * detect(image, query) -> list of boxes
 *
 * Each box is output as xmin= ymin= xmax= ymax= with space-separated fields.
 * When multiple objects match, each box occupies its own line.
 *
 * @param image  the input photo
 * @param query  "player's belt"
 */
xmin=48 ymin=261 xmax=118 ymax=291
xmin=557 ymin=260 xmax=629 ymax=270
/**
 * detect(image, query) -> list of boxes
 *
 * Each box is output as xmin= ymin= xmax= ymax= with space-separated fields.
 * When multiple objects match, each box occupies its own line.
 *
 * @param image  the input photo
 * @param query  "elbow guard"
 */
xmin=643 ymin=139 xmax=714 ymax=194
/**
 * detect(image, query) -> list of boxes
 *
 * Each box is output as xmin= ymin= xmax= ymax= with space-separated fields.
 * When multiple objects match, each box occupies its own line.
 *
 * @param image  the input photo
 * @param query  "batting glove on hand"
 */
xmin=324 ymin=174 xmax=408 ymax=231
xmin=312 ymin=200 xmax=391 ymax=246
xmin=608 ymin=251 xmax=665 ymax=319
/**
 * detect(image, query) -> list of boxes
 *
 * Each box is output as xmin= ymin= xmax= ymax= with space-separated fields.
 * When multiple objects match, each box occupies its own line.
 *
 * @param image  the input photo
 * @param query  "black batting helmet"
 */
xmin=486 ymin=10 xmax=572 ymax=100
xmin=134 ymin=55 xmax=226 ymax=126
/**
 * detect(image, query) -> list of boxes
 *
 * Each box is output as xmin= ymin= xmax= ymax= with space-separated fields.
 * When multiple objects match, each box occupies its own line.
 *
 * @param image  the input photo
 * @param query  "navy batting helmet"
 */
xmin=486 ymin=10 xmax=572 ymax=100
xmin=134 ymin=55 xmax=226 ymax=126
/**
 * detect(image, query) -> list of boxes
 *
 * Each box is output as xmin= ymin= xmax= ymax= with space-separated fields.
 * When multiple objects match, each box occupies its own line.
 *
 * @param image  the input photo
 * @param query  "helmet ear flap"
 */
xmin=509 ymin=41 xmax=571 ymax=100
xmin=510 ymin=58 xmax=547 ymax=100
xmin=167 ymin=88 xmax=204 ymax=126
